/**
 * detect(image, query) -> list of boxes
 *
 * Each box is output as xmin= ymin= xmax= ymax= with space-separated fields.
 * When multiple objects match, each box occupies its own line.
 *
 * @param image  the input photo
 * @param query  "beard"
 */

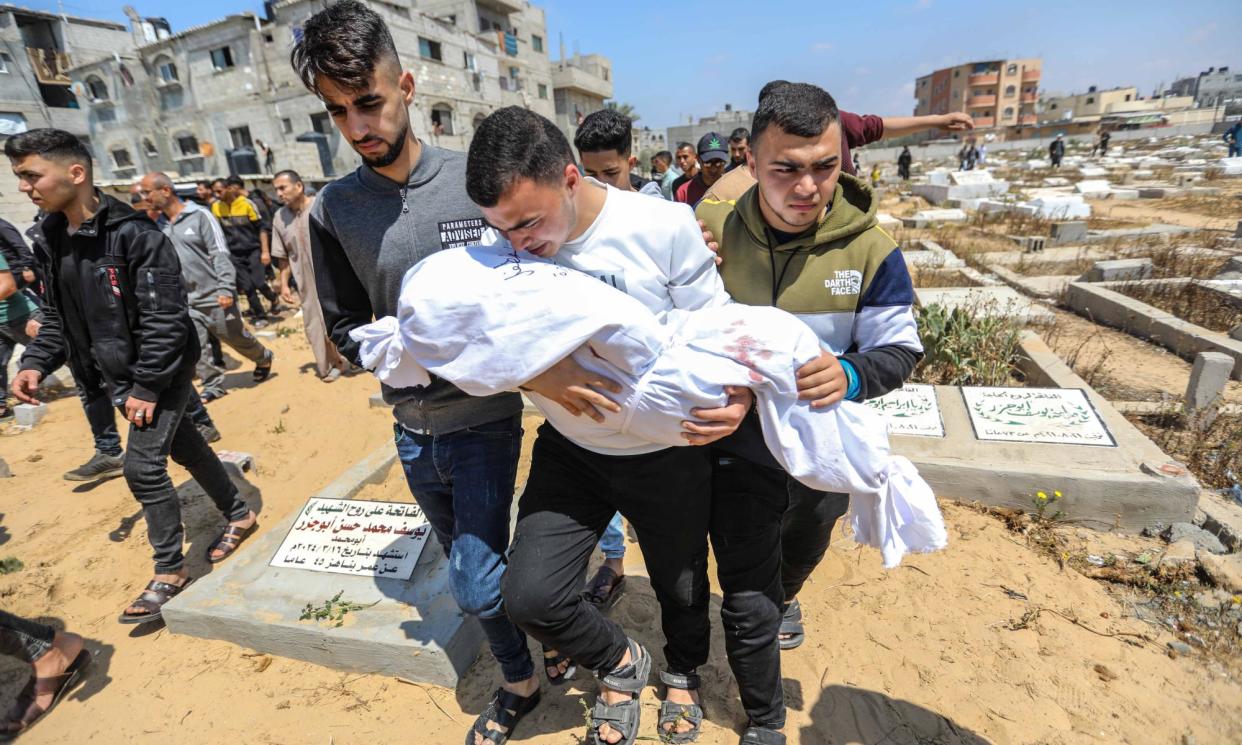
xmin=357 ymin=123 xmax=410 ymax=169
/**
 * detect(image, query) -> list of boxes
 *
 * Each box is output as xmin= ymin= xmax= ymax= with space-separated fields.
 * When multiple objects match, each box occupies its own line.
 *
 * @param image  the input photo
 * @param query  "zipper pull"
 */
xmin=400 ymin=185 xmax=409 ymax=214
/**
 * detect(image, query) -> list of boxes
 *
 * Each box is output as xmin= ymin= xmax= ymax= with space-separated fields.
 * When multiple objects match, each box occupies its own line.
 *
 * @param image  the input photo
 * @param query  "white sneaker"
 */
xmin=323 ymin=367 xmax=342 ymax=383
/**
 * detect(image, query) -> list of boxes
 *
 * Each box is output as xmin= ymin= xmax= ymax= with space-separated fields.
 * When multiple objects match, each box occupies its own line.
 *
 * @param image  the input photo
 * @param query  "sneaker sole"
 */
xmin=63 ymin=467 xmax=124 ymax=482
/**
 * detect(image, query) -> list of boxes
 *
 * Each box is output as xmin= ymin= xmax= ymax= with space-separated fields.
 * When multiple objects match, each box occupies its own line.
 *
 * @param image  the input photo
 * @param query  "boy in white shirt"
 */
xmin=468 ymin=107 xmax=750 ymax=745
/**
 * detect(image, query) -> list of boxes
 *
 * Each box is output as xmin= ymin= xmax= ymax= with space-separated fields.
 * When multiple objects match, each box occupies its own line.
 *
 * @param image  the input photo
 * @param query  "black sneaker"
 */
xmin=197 ymin=424 xmax=222 ymax=444
xmin=63 ymin=452 xmax=125 ymax=482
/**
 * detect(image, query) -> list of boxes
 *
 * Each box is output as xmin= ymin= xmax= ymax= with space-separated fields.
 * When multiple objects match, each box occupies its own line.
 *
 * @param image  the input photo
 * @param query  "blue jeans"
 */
xmin=598 ymin=512 xmax=626 ymax=560
xmin=393 ymin=414 xmax=533 ymax=683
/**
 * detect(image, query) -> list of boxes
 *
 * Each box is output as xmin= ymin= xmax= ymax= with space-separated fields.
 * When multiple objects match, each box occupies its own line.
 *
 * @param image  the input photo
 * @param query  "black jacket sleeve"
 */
xmin=124 ymin=225 xmax=192 ymax=402
xmin=841 ymin=345 xmax=924 ymax=401
xmin=309 ymin=205 xmax=373 ymax=365
xmin=17 ymin=296 xmax=67 ymax=376
xmin=0 ymin=219 xmax=33 ymax=287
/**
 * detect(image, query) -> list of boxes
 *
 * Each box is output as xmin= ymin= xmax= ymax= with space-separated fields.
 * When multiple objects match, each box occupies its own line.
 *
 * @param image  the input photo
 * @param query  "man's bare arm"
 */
xmin=881 ymin=112 xmax=974 ymax=138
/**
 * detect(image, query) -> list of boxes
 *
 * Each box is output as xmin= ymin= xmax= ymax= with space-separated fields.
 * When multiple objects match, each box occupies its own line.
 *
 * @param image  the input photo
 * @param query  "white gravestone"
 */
xmin=271 ymin=497 xmax=432 ymax=580
xmin=865 ymin=384 xmax=945 ymax=438
xmin=961 ymin=387 xmax=1116 ymax=447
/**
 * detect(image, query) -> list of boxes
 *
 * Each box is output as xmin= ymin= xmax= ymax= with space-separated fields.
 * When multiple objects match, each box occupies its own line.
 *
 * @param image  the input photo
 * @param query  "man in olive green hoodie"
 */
xmin=696 ymin=81 xmax=923 ymax=745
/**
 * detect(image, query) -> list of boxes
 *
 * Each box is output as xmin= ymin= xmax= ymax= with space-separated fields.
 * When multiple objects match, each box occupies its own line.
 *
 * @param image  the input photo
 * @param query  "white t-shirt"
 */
xmin=481 ymin=180 xmax=732 ymax=455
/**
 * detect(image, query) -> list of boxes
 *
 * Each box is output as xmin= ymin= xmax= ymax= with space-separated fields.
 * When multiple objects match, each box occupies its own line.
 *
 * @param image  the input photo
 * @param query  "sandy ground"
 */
xmin=1 ymin=316 xmax=1241 ymax=744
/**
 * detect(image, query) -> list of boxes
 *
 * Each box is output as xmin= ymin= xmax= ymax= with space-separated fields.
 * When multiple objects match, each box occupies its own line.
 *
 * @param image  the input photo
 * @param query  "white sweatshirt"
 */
xmin=351 ymin=244 xmax=948 ymax=567
xmin=479 ymin=181 xmax=732 ymax=455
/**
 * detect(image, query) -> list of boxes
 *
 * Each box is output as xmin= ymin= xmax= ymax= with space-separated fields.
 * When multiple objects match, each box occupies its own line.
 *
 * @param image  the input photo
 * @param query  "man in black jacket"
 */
xmin=6 ymin=129 xmax=255 ymax=624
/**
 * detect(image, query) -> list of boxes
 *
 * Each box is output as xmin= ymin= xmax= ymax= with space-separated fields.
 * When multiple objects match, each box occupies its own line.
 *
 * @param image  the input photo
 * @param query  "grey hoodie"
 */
xmin=309 ymin=141 xmax=521 ymax=434
xmin=162 ymin=200 xmax=236 ymax=310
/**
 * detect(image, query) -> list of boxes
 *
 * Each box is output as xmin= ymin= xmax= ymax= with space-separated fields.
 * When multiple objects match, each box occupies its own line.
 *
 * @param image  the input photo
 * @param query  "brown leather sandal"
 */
xmin=206 ymin=522 xmax=258 ymax=564
xmin=117 ymin=578 xmax=193 ymax=624
xmin=0 ymin=649 xmax=91 ymax=741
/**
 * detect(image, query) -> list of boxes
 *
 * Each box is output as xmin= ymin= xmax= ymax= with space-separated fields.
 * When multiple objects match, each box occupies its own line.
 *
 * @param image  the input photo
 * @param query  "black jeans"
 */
xmin=782 ymin=481 xmax=850 ymax=602
xmin=76 ymin=377 xmax=215 ymax=458
xmin=122 ymin=378 xmax=250 ymax=573
xmin=503 ymin=424 xmax=711 ymax=676
xmin=710 ymin=451 xmax=788 ymax=730
xmin=0 ymin=610 xmax=53 ymax=663
xmin=231 ymin=250 xmax=276 ymax=320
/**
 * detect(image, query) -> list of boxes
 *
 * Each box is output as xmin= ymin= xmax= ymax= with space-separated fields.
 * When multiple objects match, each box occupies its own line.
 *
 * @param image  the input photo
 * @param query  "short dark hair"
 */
xmin=729 ymin=127 xmax=750 ymax=144
xmin=675 ymin=142 xmax=694 ymax=152
xmin=224 ymin=175 xmax=245 ymax=188
xmin=3 ymin=128 xmax=92 ymax=175
xmin=652 ymin=150 xmax=673 ymax=165
xmin=290 ymin=0 xmax=400 ymax=97
xmin=273 ymin=169 xmax=303 ymax=185
xmin=211 ymin=178 xmax=226 ymax=188
xmin=750 ymin=82 xmax=839 ymax=149
xmin=573 ymin=109 xmax=632 ymax=156
xmin=196 ymin=179 xmax=211 ymax=188
xmin=758 ymin=80 xmax=791 ymax=104
xmin=466 ymin=106 xmax=574 ymax=207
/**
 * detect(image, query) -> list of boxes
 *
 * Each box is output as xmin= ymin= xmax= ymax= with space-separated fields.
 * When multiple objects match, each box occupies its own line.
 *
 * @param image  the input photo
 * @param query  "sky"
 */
xmin=32 ymin=0 xmax=1242 ymax=130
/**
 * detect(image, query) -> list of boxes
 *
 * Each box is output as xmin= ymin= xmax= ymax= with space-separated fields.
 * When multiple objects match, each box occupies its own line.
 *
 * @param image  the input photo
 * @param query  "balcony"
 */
xmin=1019 ymin=114 xmax=1037 ymax=125
xmin=1022 ymin=69 xmax=1040 ymax=81
xmin=552 ymin=64 xmax=612 ymax=100
xmin=477 ymin=0 xmax=523 ymax=14
xmin=26 ymin=47 xmax=72 ymax=85
xmin=1020 ymin=91 xmax=1038 ymax=104
xmin=972 ymin=117 xmax=995 ymax=128
xmin=968 ymin=71 xmax=999 ymax=86
xmin=966 ymin=95 xmax=996 ymax=108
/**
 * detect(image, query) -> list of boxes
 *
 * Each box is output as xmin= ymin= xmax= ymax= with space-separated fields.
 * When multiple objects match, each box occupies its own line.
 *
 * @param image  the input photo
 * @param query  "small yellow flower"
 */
xmin=1037 ymin=491 xmax=1047 ymax=499
xmin=1054 ymin=490 xmax=1062 ymax=498
xmin=1232 ymin=596 xmax=1240 ymax=605
xmin=1061 ymin=552 xmax=1069 ymax=560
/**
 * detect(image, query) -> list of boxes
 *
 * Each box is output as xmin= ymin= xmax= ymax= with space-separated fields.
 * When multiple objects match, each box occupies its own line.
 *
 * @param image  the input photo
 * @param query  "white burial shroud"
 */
xmin=351 ymin=244 xmax=948 ymax=568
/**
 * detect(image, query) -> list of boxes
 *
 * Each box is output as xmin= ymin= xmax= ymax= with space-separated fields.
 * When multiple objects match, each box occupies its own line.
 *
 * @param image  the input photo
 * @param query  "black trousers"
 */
xmin=122 ymin=378 xmax=250 ymax=572
xmin=710 ymin=450 xmax=788 ymax=729
xmin=230 ymin=250 xmax=276 ymax=319
xmin=0 ymin=610 xmax=53 ymax=663
xmin=502 ymin=424 xmax=711 ymax=676
xmin=782 ymin=481 xmax=850 ymax=602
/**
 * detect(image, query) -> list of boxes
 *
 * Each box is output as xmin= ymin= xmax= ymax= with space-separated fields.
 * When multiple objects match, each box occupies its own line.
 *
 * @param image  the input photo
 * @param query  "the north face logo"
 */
xmin=824 ymin=270 xmax=862 ymax=296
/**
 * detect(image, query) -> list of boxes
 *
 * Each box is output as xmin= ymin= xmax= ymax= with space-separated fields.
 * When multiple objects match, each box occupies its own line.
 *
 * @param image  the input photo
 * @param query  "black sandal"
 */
xmin=589 ymin=638 xmax=651 ymax=745
xmin=542 ymin=645 xmax=577 ymax=686
xmin=200 ymin=390 xmax=226 ymax=404
xmin=739 ymin=725 xmax=786 ymax=744
xmin=206 ymin=521 xmax=258 ymax=563
xmin=0 ymin=649 xmax=91 ymax=741
xmin=118 ymin=578 xmax=193 ymax=624
xmin=779 ymin=600 xmax=804 ymax=650
xmin=464 ymin=686 xmax=541 ymax=745
xmin=583 ymin=565 xmax=626 ymax=610
xmin=658 ymin=670 xmax=704 ymax=743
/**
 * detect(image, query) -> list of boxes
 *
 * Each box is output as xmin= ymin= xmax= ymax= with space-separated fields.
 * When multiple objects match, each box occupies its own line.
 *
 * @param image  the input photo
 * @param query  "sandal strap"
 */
xmin=782 ymin=600 xmax=802 ymax=623
xmin=660 ymin=669 xmax=701 ymax=691
xmin=597 ymin=638 xmax=650 ymax=693
xmin=591 ymin=700 xmax=639 ymax=726
xmin=586 ymin=566 xmax=619 ymax=597
xmin=741 ymin=726 xmax=787 ymax=745
xmin=31 ymin=674 xmax=72 ymax=696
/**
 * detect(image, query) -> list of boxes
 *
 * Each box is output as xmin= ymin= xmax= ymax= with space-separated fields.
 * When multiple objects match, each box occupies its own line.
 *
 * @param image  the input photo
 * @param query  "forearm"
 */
xmin=310 ymin=216 xmax=372 ymax=364
xmin=840 ymin=344 xmax=923 ymax=401
xmin=881 ymin=114 xmax=950 ymax=138
xmin=0 ymin=273 xmax=15 ymax=300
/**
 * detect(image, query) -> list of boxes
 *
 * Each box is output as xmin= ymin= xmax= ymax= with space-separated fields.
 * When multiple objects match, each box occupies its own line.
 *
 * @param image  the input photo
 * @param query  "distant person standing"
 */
xmin=1049 ymin=134 xmax=1065 ymax=168
xmin=256 ymin=139 xmax=276 ymax=174
xmin=897 ymin=146 xmax=913 ymax=181
xmin=1227 ymin=121 xmax=1242 ymax=158
xmin=652 ymin=150 xmax=679 ymax=200
xmin=726 ymin=127 xmax=750 ymax=172
xmin=194 ymin=180 xmax=216 ymax=207
xmin=270 ymin=169 xmax=348 ymax=382
xmin=977 ymin=143 xmax=987 ymax=166
xmin=674 ymin=132 xmax=728 ymax=206
xmin=1098 ymin=130 xmax=1110 ymax=156
xmin=670 ymin=141 xmax=699 ymax=197
xmin=212 ymin=176 xmax=282 ymax=325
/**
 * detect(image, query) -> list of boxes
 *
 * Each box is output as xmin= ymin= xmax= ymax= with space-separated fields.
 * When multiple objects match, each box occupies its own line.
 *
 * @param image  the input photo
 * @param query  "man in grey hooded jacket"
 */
xmin=140 ymin=172 xmax=273 ymax=402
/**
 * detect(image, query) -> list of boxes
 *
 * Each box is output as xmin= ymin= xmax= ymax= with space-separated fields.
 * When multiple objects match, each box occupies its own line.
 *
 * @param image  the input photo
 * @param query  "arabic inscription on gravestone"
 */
xmin=961 ymin=387 xmax=1115 ymax=447
xmin=270 ymin=497 xmax=433 ymax=580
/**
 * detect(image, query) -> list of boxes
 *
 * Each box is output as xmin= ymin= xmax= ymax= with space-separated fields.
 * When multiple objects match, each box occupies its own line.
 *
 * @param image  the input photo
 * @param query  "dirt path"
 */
xmin=2 ymin=318 xmax=1241 ymax=744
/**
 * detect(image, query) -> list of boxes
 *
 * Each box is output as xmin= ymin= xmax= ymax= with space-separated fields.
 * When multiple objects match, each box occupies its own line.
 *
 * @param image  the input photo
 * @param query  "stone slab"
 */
xmin=891 ymin=380 xmax=1198 ymax=530
xmin=368 ymin=392 xmax=387 ymax=408
xmin=1075 ymin=179 xmax=1112 ymax=196
xmin=1110 ymin=188 xmax=1140 ymax=200
xmin=0 ymin=456 xmax=10 ymax=478
xmin=1184 ymin=351 xmax=1233 ymax=422
xmin=1082 ymin=258 xmax=1153 ymax=283
xmin=163 ymin=444 xmax=486 ymax=688
xmin=901 ymin=208 xmax=969 ymax=227
xmin=1050 ymin=221 xmax=1088 ymax=244
xmin=1196 ymin=491 xmax=1242 ymax=553
xmin=13 ymin=403 xmax=47 ymax=427
xmin=915 ymin=286 xmax=1056 ymax=325
xmin=1065 ymin=282 xmax=1242 ymax=379
xmin=1199 ymin=553 xmax=1242 ymax=593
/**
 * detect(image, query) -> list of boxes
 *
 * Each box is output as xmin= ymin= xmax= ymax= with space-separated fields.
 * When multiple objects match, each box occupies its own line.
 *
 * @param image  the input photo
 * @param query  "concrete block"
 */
xmin=1030 ymin=196 xmax=1091 ymax=220
xmin=1137 ymin=187 xmax=1183 ymax=199
xmin=901 ymin=208 xmax=969 ymax=228
xmin=1195 ymin=490 xmax=1242 ymax=553
xmin=1051 ymin=221 xmax=1089 ymax=244
xmin=1214 ymin=257 xmax=1242 ymax=281
xmin=1082 ymin=258 xmax=1153 ymax=283
xmin=164 ymin=445 xmax=487 ymax=688
xmin=1110 ymin=188 xmax=1139 ymax=200
xmin=1065 ymin=282 xmax=1242 ymax=379
xmin=875 ymin=212 xmax=901 ymax=231
xmin=13 ymin=403 xmax=48 ymax=427
xmin=1199 ymin=552 xmax=1242 ymax=593
xmin=368 ymin=392 xmax=387 ymax=409
xmin=1183 ymin=351 xmax=1233 ymax=423
xmin=1164 ymin=522 xmax=1226 ymax=555
xmin=1008 ymin=235 xmax=1046 ymax=253
xmin=0 ymin=456 xmax=10 ymax=478
xmin=1232 ymin=325 xmax=1242 ymax=342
